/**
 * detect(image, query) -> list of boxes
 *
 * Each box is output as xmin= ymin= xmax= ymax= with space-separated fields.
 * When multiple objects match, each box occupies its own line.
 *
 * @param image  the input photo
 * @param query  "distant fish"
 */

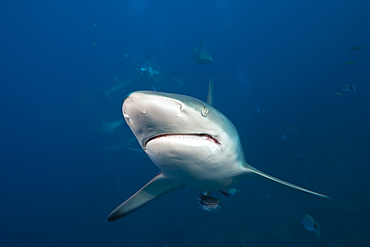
xmin=332 ymin=92 xmax=343 ymax=96
xmin=344 ymin=61 xmax=355 ymax=65
xmin=256 ymin=105 xmax=261 ymax=114
xmin=89 ymin=16 xmax=99 ymax=30
xmin=330 ymin=162 xmax=339 ymax=168
xmin=219 ymin=187 xmax=239 ymax=197
xmin=97 ymin=78 xmax=132 ymax=98
xmin=301 ymin=214 xmax=321 ymax=238
xmin=193 ymin=38 xmax=213 ymax=65
xmin=290 ymin=124 xmax=299 ymax=135
xmin=226 ymin=188 xmax=239 ymax=195
xmin=350 ymin=45 xmax=365 ymax=51
xmin=95 ymin=119 xmax=124 ymax=135
xmin=340 ymin=83 xmax=356 ymax=92
xmin=265 ymin=192 xmax=271 ymax=199
xmin=91 ymin=42 xmax=98 ymax=47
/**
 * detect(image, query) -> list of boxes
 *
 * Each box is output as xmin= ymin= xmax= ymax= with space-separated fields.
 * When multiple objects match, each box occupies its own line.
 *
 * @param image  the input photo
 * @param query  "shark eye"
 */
xmin=201 ymin=105 xmax=208 ymax=117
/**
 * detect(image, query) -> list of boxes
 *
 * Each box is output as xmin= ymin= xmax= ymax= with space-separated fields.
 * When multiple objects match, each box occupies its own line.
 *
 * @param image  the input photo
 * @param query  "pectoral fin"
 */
xmin=244 ymin=164 xmax=330 ymax=199
xmin=107 ymin=173 xmax=184 ymax=221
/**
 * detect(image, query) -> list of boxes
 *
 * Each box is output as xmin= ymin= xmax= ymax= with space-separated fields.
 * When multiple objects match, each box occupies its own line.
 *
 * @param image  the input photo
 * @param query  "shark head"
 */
xmin=122 ymin=91 xmax=245 ymax=190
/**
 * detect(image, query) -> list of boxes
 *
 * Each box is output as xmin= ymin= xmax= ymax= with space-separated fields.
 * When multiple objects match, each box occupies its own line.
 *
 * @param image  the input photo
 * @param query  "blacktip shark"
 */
xmin=193 ymin=38 xmax=213 ymax=65
xmin=107 ymin=90 xmax=329 ymax=221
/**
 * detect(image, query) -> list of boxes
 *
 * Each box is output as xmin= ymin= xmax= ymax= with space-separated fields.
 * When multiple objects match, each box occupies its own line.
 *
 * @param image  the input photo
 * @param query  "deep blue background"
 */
xmin=1 ymin=0 xmax=369 ymax=246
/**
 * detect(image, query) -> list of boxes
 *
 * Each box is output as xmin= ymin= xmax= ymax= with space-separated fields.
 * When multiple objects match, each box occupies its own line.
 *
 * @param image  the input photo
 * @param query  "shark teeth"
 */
xmin=145 ymin=134 xmax=220 ymax=148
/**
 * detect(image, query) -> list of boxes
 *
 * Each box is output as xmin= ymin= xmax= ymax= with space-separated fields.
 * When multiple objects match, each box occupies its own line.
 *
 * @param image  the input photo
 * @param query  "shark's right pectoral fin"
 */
xmin=107 ymin=172 xmax=184 ymax=221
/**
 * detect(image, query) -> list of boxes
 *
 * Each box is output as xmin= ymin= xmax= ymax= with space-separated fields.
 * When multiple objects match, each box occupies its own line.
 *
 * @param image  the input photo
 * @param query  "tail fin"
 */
xmin=199 ymin=37 xmax=203 ymax=48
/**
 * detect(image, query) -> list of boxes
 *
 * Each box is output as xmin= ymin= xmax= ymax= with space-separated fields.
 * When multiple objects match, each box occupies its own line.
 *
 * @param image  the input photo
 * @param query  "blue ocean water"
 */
xmin=1 ymin=0 xmax=369 ymax=246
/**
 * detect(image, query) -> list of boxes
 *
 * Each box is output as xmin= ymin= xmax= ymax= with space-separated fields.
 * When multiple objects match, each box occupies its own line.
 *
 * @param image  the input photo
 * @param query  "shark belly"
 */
xmin=145 ymin=134 xmax=239 ymax=191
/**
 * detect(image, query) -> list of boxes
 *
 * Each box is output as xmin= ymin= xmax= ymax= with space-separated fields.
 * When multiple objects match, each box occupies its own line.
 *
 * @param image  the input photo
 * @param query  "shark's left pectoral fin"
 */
xmin=244 ymin=165 xmax=330 ymax=199
xmin=108 ymin=173 xmax=184 ymax=221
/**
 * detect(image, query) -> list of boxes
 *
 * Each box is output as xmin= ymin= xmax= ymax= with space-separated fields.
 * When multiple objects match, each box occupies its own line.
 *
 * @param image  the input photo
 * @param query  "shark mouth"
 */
xmin=144 ymin=134 xmax=221 ymax=149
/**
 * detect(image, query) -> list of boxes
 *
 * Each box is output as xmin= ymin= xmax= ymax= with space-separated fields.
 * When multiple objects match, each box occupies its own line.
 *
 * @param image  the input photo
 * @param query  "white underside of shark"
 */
xmin=107 ymin=91 xmax=329 ymax=221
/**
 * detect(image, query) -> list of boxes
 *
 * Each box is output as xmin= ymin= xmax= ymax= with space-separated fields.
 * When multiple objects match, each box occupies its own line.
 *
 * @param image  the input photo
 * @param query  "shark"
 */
xmin=94 ymin=119 xmax=124 ymax=135
xmin=97 ymin=78 xmax=132 ymax=98
xmin=193 ymin=38 xmax=213 ymax=65
xmin=107 ymin=91 xmax=329 ymax=221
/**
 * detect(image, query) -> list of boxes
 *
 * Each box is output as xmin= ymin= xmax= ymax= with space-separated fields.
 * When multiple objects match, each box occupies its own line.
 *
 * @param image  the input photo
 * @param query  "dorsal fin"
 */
xmin=199 ymin=38 xmax=203 ymax=48
xmin=207 ymin=76 xmax=213 ymax=106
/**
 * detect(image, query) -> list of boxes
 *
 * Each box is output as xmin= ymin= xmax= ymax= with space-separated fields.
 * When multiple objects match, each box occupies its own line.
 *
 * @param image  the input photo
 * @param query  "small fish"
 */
xmin=331 ymin=162 xmax=339 ymax=168
xmin=227 ymin=188 xmax=239 ymax=195
xmin=219 ymin=188 xmax=239 ymax=197
xmin=265 ymin=192 xmax=271 ymax=199
xmin=344 ymin=61 xmax=355 ymax=65
xmin=350 ymin=45 xmax=365 ymax=51
xmin=197 ymin=194 xmax=220 ymax=212
xmin=340 ymin=83 xmax=356 ymax=92
xmin=301 ymin=214 xmax=321 ymax=238
xmin=332 ymin=92 xmax=343 ymax=96
xmin=91 ymin=42 xmax=98 ymax=47
xmin=290 ymin=124 xmax=299 ymax=135
xmin=88 ymin=16 xmax=99 ymax=30
xmin=256 ymin=105 xmax=261 ymax=114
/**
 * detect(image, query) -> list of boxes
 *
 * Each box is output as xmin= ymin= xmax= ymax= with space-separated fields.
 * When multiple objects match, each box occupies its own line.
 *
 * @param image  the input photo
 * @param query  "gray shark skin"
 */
xmin=107 ymin=91 xmax=329 ymax=221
